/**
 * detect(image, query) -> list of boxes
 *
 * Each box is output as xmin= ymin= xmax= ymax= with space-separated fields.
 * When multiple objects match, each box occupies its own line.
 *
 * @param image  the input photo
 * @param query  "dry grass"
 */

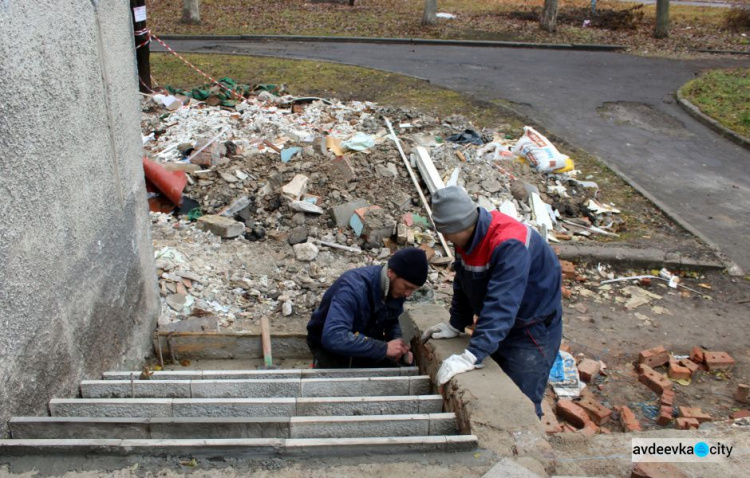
xmin=147 ymin=0 xmax=750 ymax=57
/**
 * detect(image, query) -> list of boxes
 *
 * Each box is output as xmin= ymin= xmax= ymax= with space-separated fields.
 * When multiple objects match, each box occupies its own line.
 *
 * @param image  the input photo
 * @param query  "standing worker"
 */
xmin=307 ymin=247 xmax=429 ymax=368
xmin=421 ymin=186 xmax=562 ymax=417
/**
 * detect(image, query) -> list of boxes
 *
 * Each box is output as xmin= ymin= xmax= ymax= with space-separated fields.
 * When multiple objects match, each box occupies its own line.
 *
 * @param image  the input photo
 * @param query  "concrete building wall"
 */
xmin=0 ymin=1 xmax=160 ymax=437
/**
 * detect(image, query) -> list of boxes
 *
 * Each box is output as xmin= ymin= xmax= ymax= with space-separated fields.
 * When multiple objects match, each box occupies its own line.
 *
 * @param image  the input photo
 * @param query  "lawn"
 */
xmin=680 ymin=68 xmax=750 ymax=138
xmin=146 ymin=0 xmax=750 ymax=56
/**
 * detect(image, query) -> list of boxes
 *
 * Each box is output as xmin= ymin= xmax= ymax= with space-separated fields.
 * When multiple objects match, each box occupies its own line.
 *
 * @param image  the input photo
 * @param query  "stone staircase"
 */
xmin=1 ymin=366 xmax=477 ymax=457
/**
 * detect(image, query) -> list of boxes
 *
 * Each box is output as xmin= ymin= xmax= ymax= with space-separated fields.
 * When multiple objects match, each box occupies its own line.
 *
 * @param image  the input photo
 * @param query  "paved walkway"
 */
xmin=154 ymin=39 xmax=750 ymax=273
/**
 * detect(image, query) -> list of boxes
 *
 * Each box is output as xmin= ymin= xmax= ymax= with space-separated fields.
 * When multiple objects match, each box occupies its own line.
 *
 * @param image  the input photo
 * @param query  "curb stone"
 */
xmin=676 ymin=90 xmax=750 ymax=152
xmin=555 ymin=244 xmax=725 ymax=272
xmin=159 ymin=34 xmax=627 ymax=52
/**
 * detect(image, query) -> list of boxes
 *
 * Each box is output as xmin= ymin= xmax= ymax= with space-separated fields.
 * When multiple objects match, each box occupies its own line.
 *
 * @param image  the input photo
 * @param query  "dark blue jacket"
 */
xmin=307 ymin=266 xmax=404 ymax=359
xmin=449 ymin=208 xmax=562 ymax=363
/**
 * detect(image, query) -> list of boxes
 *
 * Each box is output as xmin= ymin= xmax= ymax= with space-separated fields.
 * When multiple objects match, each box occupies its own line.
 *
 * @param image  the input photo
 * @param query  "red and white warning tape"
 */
xmin=148 ymin=32 xmax=244 ymax=101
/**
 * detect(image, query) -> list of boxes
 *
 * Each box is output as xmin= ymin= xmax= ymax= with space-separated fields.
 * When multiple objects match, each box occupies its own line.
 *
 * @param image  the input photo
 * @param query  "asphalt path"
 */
xmin=155 ymin=39 xmax=750 ymax=273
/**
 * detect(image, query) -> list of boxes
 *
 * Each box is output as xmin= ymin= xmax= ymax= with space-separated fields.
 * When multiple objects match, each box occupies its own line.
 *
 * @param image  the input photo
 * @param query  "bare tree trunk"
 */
xmin=654 ymin=0 xmax=670 ymax=38
xmin=422 ymin=0 xmax=437 ymax=26
xmin=540 ymin=0 xmax=558 ymax=32
xmin=181 ymin=0 xmax=201 ymax=24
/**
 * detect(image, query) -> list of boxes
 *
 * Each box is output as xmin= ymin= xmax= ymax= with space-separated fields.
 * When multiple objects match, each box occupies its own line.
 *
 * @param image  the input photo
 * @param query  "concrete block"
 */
xmin=290 ymin=414 xmax=429 ymax=439
xmin=172 ymin=398 xmax=296 ymax=418
xmin=198 ymin=370 xmax=302 ymax=380
xmin=418 ymin=395 xmax=444 ymax=414
xmin=281 ymin=436 xmax=476 ymax=456
xmin=428 ymin=413 xmax=459 ymax=436
xmin=300 ymin=377 xmax=410 ymax=397
xmin=281 ymin=174 xmax=309 ymax=200
xmin=331 ymin=156 xmax=356 ymax=182
xmin=9 ymin=417 xmax=150 ymax=440
xmin=196 ymin=215 xmax=244 ymax=238
xmin=296 ymin=396 xmax=423 ymax=416
xmin=149 ymin=417 xmax=290 ymax=439
xmin=409 ymin=377 xmax=431 ymax=395
xmin=49 ymin=398 xmax=173 ymax=418
xmin=300 ymin=367 xmax=415 ymax=379
xmin=80 ymin=380 xmax=191 ymax=398
xmin=331 ymin=199 xmax=369 ymax=228
xmin=190 ymin=379 xmax=301 ymax=398
xmin=103 ymin=371 xmax=203 ymax=381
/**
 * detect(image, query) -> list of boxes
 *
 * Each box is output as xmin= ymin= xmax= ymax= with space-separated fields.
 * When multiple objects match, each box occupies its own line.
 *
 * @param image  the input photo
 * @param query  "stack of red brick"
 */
xmin=543 ymin=343 xmax=747 ymax=436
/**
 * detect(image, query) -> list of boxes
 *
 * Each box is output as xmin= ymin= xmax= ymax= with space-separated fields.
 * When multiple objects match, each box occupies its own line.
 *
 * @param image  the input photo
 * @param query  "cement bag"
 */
xmin=548 ymin=350 xmax=582 ymax=398
xmin=512 ymin=127 xmax=572 ymax=173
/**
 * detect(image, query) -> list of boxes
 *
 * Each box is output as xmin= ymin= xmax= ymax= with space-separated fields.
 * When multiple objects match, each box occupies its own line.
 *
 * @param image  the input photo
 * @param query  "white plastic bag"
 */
xmin=512 ymin=126 xmax=571 ymax=173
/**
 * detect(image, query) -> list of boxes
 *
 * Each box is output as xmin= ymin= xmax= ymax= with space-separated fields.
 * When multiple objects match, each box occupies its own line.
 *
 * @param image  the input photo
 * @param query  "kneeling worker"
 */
xmin=307 ymin=247 xmax=428 ymax=368
xmin=421 ymin=186 xmax=562 ymax=418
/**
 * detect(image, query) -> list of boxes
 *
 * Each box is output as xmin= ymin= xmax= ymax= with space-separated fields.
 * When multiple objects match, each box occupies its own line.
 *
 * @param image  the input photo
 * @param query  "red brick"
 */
xmin=541 ymin=401 xmax=563 ymax=435
xmin=600 ymin=426 xmax=612 ymax=434
xmin=704 ymin=351 xmax=735 ymax=371
xmin=657 ymin=405 xmax=674 ymax=426
xmin=668 ymin=360 xmax=692 ymax=381
xmin=561 ymin=286 xmax=572 ymax=300
xmin=735 ymin=384 xmax=749 ymax=404
xmin=678 ymin=358 xmax=699 ymax=376
xmin=559 ymin=343 xmax=571 ymax=354
xmin=690 ymin=346 xmax=704 ymax=364
xmin=578 ymin=422 xmax=599 ymax=437
xmin=731 ymin=410 xmax=750 ymax=419
xmin=578 ymin=396 xmax=612 ymax=425
xmin=675 ymin=417 xmax=700 ymax=430
xmin=638 ymin=364 xmax=673 ymax=395
xmin=638 ymin=346 xmax=670 ymax=368
xmin=561 ymin=423 xmax=578 ymax=433
xmin=660 ymin=389 xmax=676 ymax=407
xmin=631 ymin=462 xmax=689 ymax=478
xmin=560 ymin=260 xmax=576 ymax=281
xmin=678 ymin=406 xmax=711 ymax=423
xmin=556 ymin=400 xmax=593 ymax=428
xmin=577 ymin=358 xmax=601 ymax=383
xmin=639 ymin=277 xmax=652 ymax=287
xmin=618 ymin=405 xmax=642 ymax=432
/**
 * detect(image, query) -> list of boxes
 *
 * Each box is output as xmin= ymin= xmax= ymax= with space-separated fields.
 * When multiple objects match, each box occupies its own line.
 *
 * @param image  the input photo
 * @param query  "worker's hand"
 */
xmin=436 ymin=350 xmax=483 ymax=386
xmin=420 ymin=322 xmax=461 ymax=343
xmin=386 ymin=339 xmax=410 ymax=360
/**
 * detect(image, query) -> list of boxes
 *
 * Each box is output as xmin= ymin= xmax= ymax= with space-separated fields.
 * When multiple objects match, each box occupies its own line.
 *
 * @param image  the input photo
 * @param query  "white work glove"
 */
xmin=436 ymin=350 xmax=484 ymax=386
xmin=420 ymin=322 xmax=461 ymax=343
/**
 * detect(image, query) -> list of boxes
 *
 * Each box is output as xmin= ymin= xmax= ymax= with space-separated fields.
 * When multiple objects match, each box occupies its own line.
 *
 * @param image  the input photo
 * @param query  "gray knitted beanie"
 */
xmin=431 ymin=186 xmax=479 ymax=234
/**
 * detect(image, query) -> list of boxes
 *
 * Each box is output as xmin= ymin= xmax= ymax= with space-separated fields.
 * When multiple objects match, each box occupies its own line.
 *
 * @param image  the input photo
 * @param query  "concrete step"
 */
xmin=49 ymin=395 xmax=444 ymax=418
xmin=10 ymin=413 xmax=458 ymax=439
xmin=103 ymin=367 xmax=420 ymax=380
xmin=80 ymin=376 xmax=431 ymax=399
xmin=0 ymin=435 xmax=478 ymax=457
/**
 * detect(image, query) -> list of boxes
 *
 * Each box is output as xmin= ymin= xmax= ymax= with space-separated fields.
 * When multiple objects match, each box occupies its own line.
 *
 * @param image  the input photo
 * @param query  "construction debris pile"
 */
xmin=141 ymin=88 xmax=622 ymax=330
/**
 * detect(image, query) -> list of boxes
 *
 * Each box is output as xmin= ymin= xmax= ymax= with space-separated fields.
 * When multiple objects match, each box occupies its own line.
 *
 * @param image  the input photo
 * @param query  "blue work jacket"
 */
xmin=307 ymin=266 xmax=404 ymax=359
xmin=449 ymin=208 xmax=562 ymax=363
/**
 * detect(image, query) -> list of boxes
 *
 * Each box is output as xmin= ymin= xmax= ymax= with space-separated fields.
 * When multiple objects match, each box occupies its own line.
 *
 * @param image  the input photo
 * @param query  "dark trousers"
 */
xmin=307 ymin=339 xmax=398 ymax=369
xmin=490 ymin=308 xmax=563 ymax=418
